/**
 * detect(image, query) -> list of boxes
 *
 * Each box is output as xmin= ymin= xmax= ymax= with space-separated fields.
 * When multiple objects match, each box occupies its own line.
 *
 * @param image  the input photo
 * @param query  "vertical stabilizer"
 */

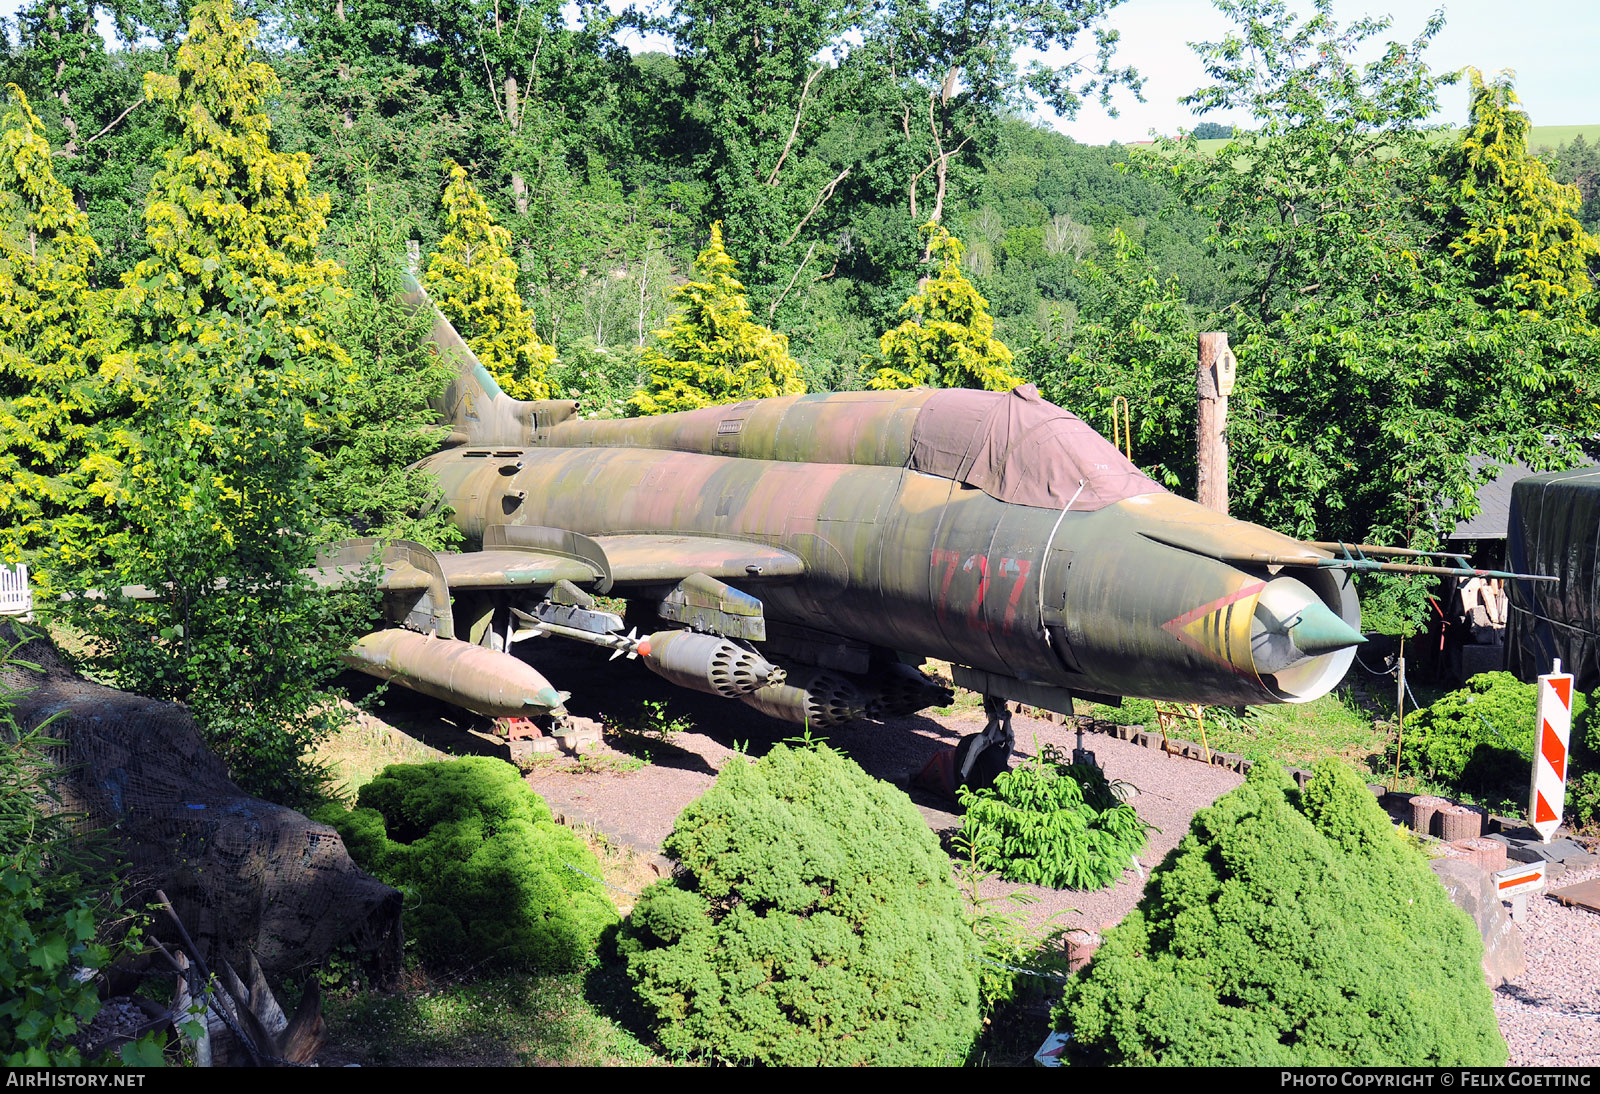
xmin=399 ymin=272 xmax=577 ymax=447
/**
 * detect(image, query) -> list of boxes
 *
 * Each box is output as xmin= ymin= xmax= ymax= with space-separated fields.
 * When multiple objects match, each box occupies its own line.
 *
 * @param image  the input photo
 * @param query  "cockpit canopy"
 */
xmin=536 ymin=383 xmax=1165 ymax=511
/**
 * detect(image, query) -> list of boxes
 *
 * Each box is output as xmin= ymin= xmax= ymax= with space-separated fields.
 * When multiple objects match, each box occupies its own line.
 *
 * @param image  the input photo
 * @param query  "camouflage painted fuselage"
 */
xmin=416 ymin=388 xmax=1358 ymax=708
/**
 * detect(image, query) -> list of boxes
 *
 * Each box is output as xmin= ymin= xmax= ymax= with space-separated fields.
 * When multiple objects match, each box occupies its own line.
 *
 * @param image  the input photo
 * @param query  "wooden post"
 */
xmin=1196 ymin=332 xmax=1236 ymax=514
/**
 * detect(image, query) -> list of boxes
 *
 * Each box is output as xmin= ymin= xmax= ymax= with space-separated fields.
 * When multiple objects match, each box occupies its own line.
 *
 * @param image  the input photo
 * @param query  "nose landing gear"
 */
xmin=954 ymin=695 xmax=1017 ymax=792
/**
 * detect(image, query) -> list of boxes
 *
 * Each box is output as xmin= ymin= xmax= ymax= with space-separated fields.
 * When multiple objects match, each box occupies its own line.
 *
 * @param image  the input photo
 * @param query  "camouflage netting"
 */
xmin=0 ymin=623 xmax=401 ymax=975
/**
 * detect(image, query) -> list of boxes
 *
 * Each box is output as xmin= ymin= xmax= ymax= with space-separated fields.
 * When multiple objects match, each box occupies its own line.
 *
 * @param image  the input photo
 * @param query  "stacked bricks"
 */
xmin=1451 ymin=837 xmax=1508 ymax=873
xmin=1436 ymin=804 xmax=1482 ymax=842
xmin=1064 ymin=929 xmax=1102 ymax=974
xmin=1410 ymin=795 xmax=1449 ymax=835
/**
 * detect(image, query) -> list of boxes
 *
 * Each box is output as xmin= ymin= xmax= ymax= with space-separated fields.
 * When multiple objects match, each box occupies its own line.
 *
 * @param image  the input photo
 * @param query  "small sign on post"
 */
xmin=1493 ymin=860 xmax=1547 ymax=922
xmin=1530 ymin=659 xmax=1573 ymax=843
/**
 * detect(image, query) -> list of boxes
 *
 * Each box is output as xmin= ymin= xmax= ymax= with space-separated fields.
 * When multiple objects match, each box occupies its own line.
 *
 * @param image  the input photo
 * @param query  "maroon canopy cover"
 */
xmin=907 ymin=385 xmax=1164 ymax=511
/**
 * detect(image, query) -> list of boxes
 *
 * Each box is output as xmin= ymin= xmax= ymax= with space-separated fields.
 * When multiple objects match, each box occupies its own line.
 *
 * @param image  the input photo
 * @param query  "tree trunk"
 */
xmin=337 ymin=0 xmax=352 ymax=129
xmin=505 ymin=76 xmax=528 ymax=216
xmin=637 ymin=258 xmax=649 ymax=347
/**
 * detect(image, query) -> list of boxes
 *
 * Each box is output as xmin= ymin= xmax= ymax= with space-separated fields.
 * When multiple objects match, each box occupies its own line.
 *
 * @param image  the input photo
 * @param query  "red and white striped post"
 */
xmin=1530 ymin=659 xmax=1573 ymax=843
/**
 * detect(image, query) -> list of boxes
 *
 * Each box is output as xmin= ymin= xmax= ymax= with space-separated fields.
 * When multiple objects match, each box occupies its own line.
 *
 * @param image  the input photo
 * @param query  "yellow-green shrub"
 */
xmin=628 ymin=222 xmax=804 ymax=415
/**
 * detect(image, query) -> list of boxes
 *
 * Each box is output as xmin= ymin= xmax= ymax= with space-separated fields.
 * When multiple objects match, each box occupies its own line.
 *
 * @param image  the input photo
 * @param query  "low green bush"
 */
xmin=317 ymin=757 xmax=616 ymax=971
xmin=957 ymin=744 xmax=1151 ymax=889
xmin=618 ymin=743 xmax=981 ymax=1066
xmin=1397 ymin=671 xmax=1599 ymax=826
xmin=1398 ymin=671 xmax=1593 ymax=787
xmin=1054 ymin=760 xmax=1507 ymax=1066
xmin=1083 ymin=697 xmax=1157 ymax=726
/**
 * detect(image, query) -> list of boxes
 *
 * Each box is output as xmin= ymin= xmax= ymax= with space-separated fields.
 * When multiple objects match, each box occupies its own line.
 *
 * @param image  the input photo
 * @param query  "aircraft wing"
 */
xmin=308 ymin=527 xmax=805 ymax=643
xmin=436 ymin=551 xmax=598 ymax=589
xmin=345 ymin=524 xmax=804 ymax=599
xmin=432 ymin=537 xmax=802 ymax=588
xmin=591 ymin=534 xmax=804 ymax=585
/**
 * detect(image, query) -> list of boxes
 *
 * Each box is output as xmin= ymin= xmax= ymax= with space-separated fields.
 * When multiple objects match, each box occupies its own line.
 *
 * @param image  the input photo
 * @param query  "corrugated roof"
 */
xmin=1450 ymin=456 xmax=1596 ymax=540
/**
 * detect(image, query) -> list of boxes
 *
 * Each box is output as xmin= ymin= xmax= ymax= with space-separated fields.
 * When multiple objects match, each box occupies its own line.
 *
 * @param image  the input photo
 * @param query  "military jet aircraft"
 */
xmin=326 ymin=280 xmax=1508 ymax=773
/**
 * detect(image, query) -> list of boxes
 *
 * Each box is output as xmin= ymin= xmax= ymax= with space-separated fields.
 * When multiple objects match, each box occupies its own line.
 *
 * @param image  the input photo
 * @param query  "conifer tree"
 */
xmin=629 ymin=221 xmax=804 ymax=416
xmin=869 ymin=223 xmax=1023 ymax=392
xmin=77 ymin=0 xmax=361 ymax=806
xmin=1440 ymin=69 xmax=1600 ymax=319
xmin=424 ymin=161 xmax=556 ymax=400
xmin=314 ymin=178 xmax=460 ymax=549
xmin=0 ymin=85 xmax=129 ymax=578
xmin=1056 ymin=761 xmax=1507 ymax=1065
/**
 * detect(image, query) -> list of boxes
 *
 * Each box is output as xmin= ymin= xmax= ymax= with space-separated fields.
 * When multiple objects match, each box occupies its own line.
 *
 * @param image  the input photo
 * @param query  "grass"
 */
xmin=316 ymin=700 xmax=447 ymax=801
xmin=322 ymin=970 xmax=663 ymax=1067
xmin=521 ymin=746 xmax=648 ymax=776
xmin=1197 ymin=690 xmax=1389 ymax=769
xmin=1076 ymin=686 xmax=1394 ymax=775
xmin=562 ymin=823 xmax=664 ymax=917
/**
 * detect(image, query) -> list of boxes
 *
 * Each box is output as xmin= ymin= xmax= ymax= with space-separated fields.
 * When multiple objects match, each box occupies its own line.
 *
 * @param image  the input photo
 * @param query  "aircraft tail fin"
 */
xmin=399 ymin=272 xmax=578 ymax=447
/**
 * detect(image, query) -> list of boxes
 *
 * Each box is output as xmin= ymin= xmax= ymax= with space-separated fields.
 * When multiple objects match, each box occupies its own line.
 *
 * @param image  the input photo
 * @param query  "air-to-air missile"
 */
xmin=319 ymin=278 xmax=1545 ymax=774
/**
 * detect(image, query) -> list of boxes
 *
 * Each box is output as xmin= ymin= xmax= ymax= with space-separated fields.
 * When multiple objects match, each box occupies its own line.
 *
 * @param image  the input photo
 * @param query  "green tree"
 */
xmin=71 ymin=0 xmax=365 ymax=807
xmin=1550 ymin=134 xmax=1600 ymax=235
xmin=629 ymin=221 xmax=805 ymax=415
xmin=1026 ymin=229 xmax=1196 ymax=488
xmin=314 ymin=177 xmax=459 ymax=549
xmin=425 ymin=160 xmax=556 ymax=400
xmin=869 ymin=222 xmax=1022 ymax=390
xmin=0 ymin=85 xmax=130 ymax=578
xmin=1438 ymin=69 xmax=1600 ymax=319
xmin=1146 ymin=0 xmax=1600 ymax=632
xmin=855 ymin=0 xmax=1136 ymax=233
xmin=662 ymin=0 xmax=857 ymax=280
xmin=659 ymin=0 xmax=1138 ymax=330
xmin=4 ymin=2 xmax=171 ymax=279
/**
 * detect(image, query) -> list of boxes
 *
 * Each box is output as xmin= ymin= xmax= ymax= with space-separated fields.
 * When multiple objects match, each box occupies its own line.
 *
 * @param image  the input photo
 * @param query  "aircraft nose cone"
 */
xmin=531 ymin=686 xmax=566 ymax=713
xmin=1241 ymin=574 xmax=1364 ymax=703
xmin=1285 ymin=599 xmax=1366 ymax=656
xmin=1251 ymin=576 xmax=1363 ymax=676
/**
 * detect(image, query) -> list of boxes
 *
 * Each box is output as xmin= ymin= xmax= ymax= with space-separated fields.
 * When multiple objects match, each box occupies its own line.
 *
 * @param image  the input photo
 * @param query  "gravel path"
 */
xmin=516 ymin=640 xmax=1245 ymax=930
xmin=1495 ymin=863 xmax=1600 ymax=1067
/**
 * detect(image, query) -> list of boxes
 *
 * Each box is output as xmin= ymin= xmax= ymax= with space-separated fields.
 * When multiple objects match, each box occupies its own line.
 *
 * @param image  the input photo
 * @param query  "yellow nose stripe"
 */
xmin=1161 ymin=581 xmax=1265 ymax=676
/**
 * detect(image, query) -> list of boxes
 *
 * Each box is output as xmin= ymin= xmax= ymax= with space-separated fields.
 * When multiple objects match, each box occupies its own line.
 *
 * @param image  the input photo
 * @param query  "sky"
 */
xmin=1 ymin=0 xmax=1594 ymax=146
xmin=1049 ymin=0 xmax=1600 ymax=144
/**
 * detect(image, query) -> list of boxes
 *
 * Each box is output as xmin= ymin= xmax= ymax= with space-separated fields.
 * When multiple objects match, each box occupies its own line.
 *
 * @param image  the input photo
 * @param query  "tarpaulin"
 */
xmin=1506 ymin=467 xmax=1600 ymax=690
xmin=907 ymin=384 xmax=1165 ymax=511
